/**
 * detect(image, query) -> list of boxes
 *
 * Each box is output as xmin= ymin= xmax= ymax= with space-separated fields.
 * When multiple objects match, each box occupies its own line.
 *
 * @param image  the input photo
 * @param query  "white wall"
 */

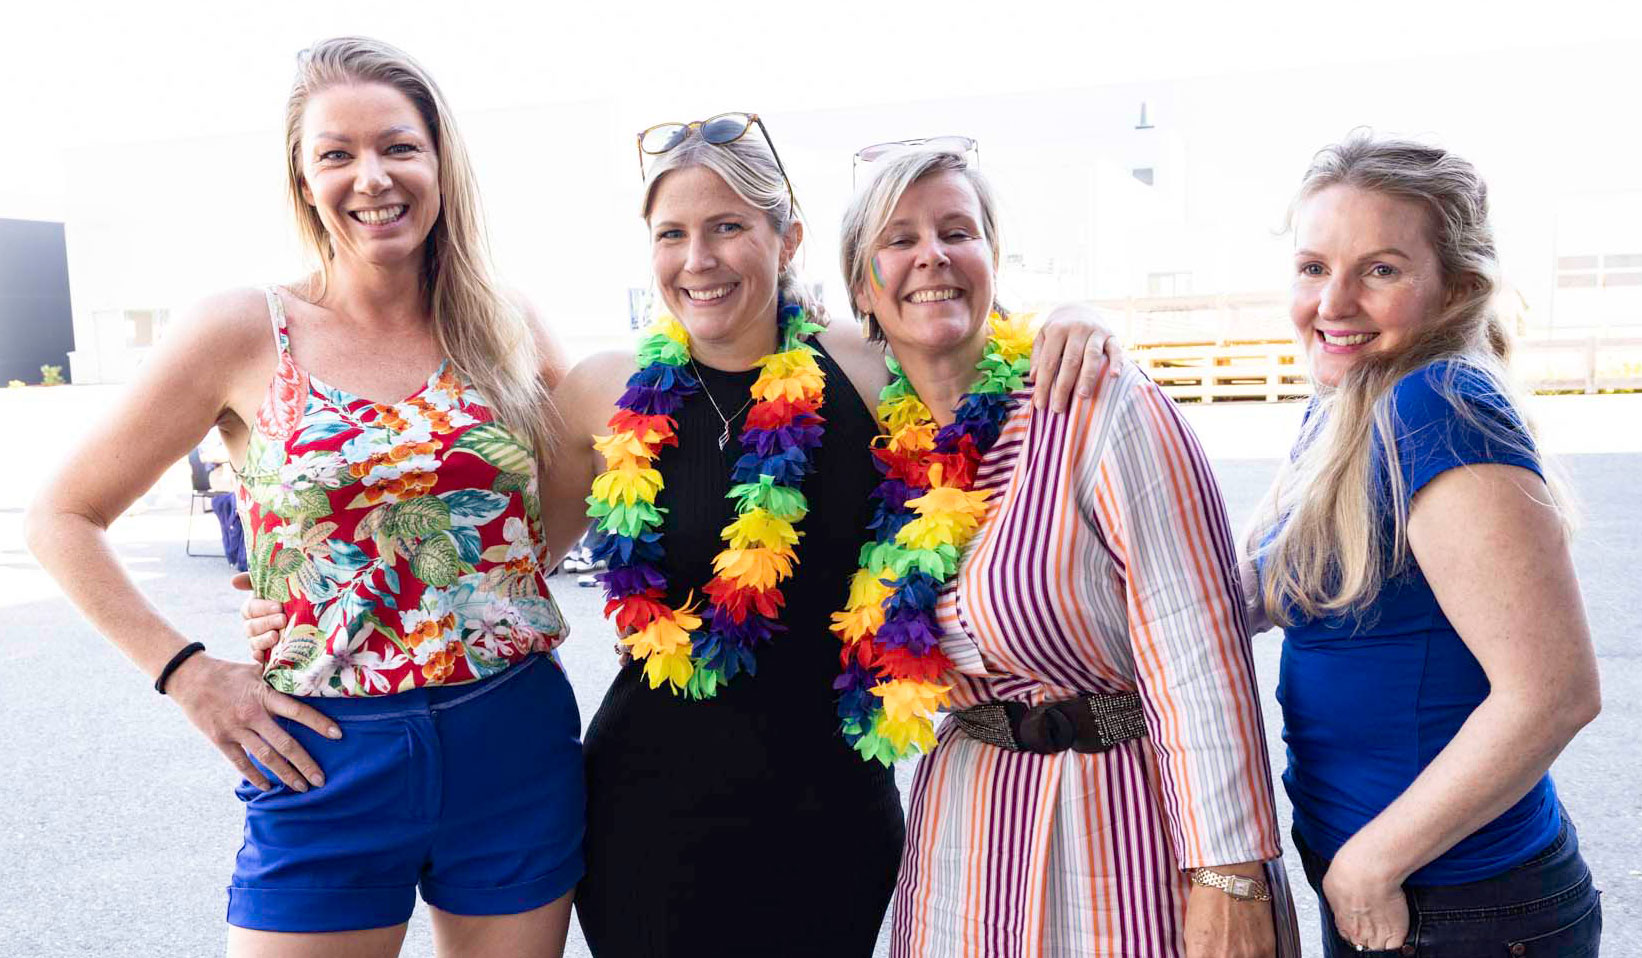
xmin=55 ymin=43 xmax=1642 ymax=379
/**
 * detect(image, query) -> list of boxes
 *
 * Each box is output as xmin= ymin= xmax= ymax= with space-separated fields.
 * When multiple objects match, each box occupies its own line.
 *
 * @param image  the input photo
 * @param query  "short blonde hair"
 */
xmin=839 ymin=149 xmax=1001 ymax=341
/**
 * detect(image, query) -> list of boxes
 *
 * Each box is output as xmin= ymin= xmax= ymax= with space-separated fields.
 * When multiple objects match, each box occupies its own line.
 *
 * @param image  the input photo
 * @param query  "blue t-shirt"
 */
xmin=1275 ymin=360 xmax=1559 ymax=885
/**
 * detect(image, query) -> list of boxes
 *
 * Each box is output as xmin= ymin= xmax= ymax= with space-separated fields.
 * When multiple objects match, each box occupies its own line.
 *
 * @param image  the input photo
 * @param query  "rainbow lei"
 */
xmin=588 ymin=300 xmax=827 ymax=699
xmin=831 ymin=312 xmax=1035 ymax=765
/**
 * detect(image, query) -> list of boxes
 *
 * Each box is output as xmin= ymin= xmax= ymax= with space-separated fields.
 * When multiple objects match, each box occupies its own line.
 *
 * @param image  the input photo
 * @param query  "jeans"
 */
xmin=1293 ymin=815 xmax=1601 ymax=957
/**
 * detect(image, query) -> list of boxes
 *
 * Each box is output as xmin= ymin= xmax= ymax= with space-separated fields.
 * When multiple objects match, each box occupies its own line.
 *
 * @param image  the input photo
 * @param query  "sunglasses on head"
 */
xmin=636 ymin=112 xmax=797 ymax=210
xmin=852 ymin=135 xmax=980 ymax=188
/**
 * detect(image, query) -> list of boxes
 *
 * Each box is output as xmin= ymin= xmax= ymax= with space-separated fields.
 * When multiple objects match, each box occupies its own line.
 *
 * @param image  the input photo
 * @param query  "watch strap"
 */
xmin=1190 ymin=866 xmax=1272 ymax=902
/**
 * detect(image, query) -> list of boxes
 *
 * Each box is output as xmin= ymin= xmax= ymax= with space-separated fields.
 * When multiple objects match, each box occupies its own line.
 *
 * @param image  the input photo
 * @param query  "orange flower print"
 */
xmin=358 ymin=470 xmax=438 ymax=505
xmin=421 ymin=646 xmax=459 ymax=682
xmin=371 ymin=404 xmax=412 ymax=432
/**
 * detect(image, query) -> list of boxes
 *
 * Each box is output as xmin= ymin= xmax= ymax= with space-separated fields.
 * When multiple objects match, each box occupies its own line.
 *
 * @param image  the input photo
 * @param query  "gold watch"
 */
xmin=1190 ymin=867 xmax=1272 ymax=902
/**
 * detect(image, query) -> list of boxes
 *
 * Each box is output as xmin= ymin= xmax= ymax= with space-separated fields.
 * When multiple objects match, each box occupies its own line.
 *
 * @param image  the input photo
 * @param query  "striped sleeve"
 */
xmin=1087 ymin=370 xmax=1281 ymax=869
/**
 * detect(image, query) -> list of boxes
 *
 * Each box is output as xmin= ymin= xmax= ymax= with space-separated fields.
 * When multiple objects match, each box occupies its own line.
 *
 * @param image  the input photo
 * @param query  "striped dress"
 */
xmin=890 ymin=364 xmax=1301 ymax=958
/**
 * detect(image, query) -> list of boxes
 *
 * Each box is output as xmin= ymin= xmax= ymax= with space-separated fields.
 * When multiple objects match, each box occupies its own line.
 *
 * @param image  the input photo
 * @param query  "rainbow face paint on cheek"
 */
xmin=868 ymin=254 xmax=886 ymax=297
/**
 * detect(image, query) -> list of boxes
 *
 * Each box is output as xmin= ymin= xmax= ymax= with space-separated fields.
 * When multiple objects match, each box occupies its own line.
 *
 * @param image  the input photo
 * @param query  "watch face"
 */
xmin=1229 ymin=877 xmax=1254 ymax=899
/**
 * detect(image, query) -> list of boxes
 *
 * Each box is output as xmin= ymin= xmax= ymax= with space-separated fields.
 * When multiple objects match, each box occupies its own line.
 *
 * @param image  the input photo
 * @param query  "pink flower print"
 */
xmin=257 ymin=351 xmax=309 ymax=441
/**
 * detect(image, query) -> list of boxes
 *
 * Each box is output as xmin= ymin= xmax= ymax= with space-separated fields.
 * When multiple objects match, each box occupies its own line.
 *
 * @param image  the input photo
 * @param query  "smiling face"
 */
xmin=855 ymin=170 xmax=995 ymax=357
xmin=298 ymin=82 xmax=441 ymax=270
xmin=1290 ymin=184 xmax=1452 ymax=387
xmin=648 ymin=165 xmax=799 ymax=356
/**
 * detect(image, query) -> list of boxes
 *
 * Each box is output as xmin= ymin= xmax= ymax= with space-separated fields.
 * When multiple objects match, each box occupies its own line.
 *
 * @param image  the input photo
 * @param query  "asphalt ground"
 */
xmin=1 ymin=453 xmax=1636 ymax=957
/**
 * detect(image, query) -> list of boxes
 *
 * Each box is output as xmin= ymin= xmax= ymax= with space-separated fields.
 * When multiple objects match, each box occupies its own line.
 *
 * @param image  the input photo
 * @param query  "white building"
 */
xmin=53 ymin=43 xmax=1642 ymax=383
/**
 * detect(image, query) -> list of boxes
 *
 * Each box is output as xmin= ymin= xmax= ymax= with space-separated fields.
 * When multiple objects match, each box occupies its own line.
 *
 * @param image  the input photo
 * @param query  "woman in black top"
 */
xmin=245 ymin=119 xmax=1112 ymax=955
xmin=575 ymin=339 xmax=902 ymax=955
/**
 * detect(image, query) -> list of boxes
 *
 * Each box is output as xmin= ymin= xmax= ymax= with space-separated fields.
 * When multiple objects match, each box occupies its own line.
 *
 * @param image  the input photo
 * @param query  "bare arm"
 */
xmin=536 ymin=350 xmax=633 ymax=567
xmin=510 ymin=291 xmax=571 ymax=389
xmin=1322 ymin=463 xmax=1600 ymax=950
xmin=25 ymin=289 xmax=338 ymax=790
xmin=817 ymin=303 xmax=1124 ymax=416
xmin=1031 ymin=301 xmax=1126 ymax=412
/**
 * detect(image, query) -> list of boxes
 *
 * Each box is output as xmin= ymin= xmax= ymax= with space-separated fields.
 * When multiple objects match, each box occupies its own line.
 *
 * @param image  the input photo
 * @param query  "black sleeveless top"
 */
xmin=577 ymin=339 xmax=904 ymax=957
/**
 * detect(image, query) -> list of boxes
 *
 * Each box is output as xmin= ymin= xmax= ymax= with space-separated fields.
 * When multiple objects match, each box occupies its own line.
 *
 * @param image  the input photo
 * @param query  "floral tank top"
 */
xmin=234 ymin=287 xmax=567 ymax=697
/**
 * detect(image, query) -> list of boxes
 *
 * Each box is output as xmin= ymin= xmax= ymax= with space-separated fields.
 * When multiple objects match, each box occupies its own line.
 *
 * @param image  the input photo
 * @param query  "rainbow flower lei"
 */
xmin=588 ymin=300 xmax=827 ymax=699
xmin=831 ymin=312 xmax=1035 ymax=765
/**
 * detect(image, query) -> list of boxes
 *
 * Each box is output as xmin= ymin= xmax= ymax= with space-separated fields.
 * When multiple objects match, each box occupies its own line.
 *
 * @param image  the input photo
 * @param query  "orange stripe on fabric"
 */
xmin=960 ymin=418 xmax=1020 ymax=681
xmin=1092 ymin=456 xmax=1193 ymax=861
xmin=911 ymin=742 xmax=955 ymax=958
xmin=962 ymin=742 xmax=999 ymax=958
xmin=1023 ymin=755 xmax=1061 ymax=952
xmin=1136 ymin=387 xmax=1272 ymax=846
xmin=1088 ymin=756 xmax=1113 ymax=957
xmin=1057 ymin=384 xmax=1129 ymax=687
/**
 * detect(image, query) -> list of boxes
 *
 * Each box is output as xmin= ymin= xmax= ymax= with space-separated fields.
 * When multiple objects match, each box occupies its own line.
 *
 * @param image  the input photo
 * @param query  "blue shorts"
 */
xmin=228 ymin=654 xmax=586 ymax=933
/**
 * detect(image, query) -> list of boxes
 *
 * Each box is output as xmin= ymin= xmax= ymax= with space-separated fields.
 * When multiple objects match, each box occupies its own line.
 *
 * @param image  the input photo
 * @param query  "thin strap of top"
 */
xmin=260 ymin=286 xmax=289 ymax=355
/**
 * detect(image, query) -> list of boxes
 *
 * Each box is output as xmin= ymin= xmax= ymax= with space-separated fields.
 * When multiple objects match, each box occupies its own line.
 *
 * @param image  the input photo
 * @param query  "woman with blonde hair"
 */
xmin=1249 ymin=135 xmax=1602 ymax=956
xmin=834 ymin=145 xmax=1300 ymax=957
xmin=233 ymin=105 xmax=1117 ymax=954
xmin=546 ymin=118 xmax=1117 ymax=956
xmin=28 ymin=37 xmax=584 ymax=956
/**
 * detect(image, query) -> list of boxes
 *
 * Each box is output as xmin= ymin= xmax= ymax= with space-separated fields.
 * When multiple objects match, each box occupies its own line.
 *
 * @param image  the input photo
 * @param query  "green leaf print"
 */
xmin=300 ymin=521 xmax=340 ymax=552
xmin=264 ymin=669 xmax=299 ymax=695
xmin=452 ymin=422 xmax=534 ymax=474
xmin=250 ymin=533 xmax=280 ymax=598
xmin=264 ymin=574 xmax=292 ymax=604
xmin=387 ymin=496 xmax=452 ymax=540
xmin=277 ymin=625 xmax=324 ymax=672
xmin=411 ymin=534 xmax=461 ymax=587
xmin=291 ymin=557 xmax=333 ymax=602
xmin=438 ymin=489 xmax=509 ymax=527
xmin=294 ymin=486 xmax=332 ymax=521
xmin=492 ymin=471 xmax=530 ymax=494
xmin=270 ymin=546 xmax=305 ymax=576
xmin=355 ymin=502 xmax=392 ymax=541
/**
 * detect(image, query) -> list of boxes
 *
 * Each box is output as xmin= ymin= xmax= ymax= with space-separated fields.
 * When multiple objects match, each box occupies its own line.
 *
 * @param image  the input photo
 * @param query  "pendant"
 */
xmin=718 ymin=424 xmax=731 ymax=450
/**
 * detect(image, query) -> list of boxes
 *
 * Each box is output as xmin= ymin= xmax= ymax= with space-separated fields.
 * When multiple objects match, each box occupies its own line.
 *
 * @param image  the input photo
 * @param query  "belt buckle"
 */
xmin=1015 ymin=701 xmax=1079 ymax=754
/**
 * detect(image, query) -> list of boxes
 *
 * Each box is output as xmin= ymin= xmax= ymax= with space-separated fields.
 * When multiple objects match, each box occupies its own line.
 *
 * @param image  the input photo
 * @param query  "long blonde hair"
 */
xmin=283 ymin=36 xmax=553 ymax=461
xmin=640 ymin=125 xmax=826 ymax=324
xmin=1250 ymin=134 xmax=1569 ymax=625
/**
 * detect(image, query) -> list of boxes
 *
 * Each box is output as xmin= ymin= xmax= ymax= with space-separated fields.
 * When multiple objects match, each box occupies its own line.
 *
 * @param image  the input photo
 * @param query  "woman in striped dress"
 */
xmin=835 ymin=147 xmax=1300 ymax=957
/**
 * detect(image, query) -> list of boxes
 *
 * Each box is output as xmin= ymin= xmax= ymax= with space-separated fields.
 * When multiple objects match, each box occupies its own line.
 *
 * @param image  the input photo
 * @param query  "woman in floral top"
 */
xmin=26 ymin=37 xmax=585 ymax=957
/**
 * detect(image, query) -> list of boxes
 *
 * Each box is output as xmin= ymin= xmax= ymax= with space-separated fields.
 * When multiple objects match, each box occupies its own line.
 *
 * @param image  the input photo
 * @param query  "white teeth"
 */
xmin=908 ymin=288 xmax=961 ymax=304
xmin=355 ymin=205 xmax=407 ymax=225
xmin=1320 ymin=330 xmax=1378 ymax=346
xmin=685 ymin=285 xmax=734 ymax=302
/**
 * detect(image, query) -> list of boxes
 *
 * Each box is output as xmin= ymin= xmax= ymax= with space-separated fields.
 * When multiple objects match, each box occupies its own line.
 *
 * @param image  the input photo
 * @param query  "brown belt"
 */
xmin=951 ymin=692 xmax=1148 ymax=754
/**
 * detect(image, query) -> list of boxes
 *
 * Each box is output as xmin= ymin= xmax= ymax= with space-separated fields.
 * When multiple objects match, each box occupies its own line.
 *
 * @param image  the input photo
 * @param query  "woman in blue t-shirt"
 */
xmin=1246 ymin=136 xmax=1603 ymax=956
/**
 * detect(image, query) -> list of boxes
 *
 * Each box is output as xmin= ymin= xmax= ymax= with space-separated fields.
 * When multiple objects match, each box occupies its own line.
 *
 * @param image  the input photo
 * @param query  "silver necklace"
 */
xmin=689 ymin=357 xmax=757 ymax=450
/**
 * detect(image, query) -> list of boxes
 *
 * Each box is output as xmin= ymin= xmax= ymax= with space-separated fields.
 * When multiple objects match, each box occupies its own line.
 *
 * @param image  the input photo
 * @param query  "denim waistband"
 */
xmin=289 ymin=654 xmax=545 ymax=721
xmin=1404 ymin=814 xmax=1588 ymax=919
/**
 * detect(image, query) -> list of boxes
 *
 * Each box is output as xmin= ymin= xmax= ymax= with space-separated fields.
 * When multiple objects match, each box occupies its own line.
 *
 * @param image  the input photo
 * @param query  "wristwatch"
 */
xmin=1190 ymin=867 xmax=1272 ymax=902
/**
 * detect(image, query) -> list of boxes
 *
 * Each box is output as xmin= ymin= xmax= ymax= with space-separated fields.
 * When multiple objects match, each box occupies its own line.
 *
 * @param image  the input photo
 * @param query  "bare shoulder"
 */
xmin=816 ymin=320 xmax=888 ymax=407
xmin=174 ymin=286 xmax=278 ymax=349
xmin=555 ymin=349 xmax=636 ymax=437
xmin=502 ymin=289 xmax=571 ymax=386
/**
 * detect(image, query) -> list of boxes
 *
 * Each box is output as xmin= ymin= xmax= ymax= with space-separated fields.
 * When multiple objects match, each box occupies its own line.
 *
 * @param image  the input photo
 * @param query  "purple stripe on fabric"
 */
xmin=1002 ymin=407 xmax=1108 ymax=693
xmin=982 ymin=407 xmax=1071 ymax=687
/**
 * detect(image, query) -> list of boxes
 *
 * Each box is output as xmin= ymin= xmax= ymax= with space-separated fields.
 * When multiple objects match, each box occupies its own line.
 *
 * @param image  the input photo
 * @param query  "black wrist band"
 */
xmin=154 ymin=642 xmax=207 ymax=695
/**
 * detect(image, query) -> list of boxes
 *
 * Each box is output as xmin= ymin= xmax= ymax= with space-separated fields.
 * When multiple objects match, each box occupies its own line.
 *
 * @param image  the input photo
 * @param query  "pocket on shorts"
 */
xmin=1504 ymin=891 xmax=1602 ymax=958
